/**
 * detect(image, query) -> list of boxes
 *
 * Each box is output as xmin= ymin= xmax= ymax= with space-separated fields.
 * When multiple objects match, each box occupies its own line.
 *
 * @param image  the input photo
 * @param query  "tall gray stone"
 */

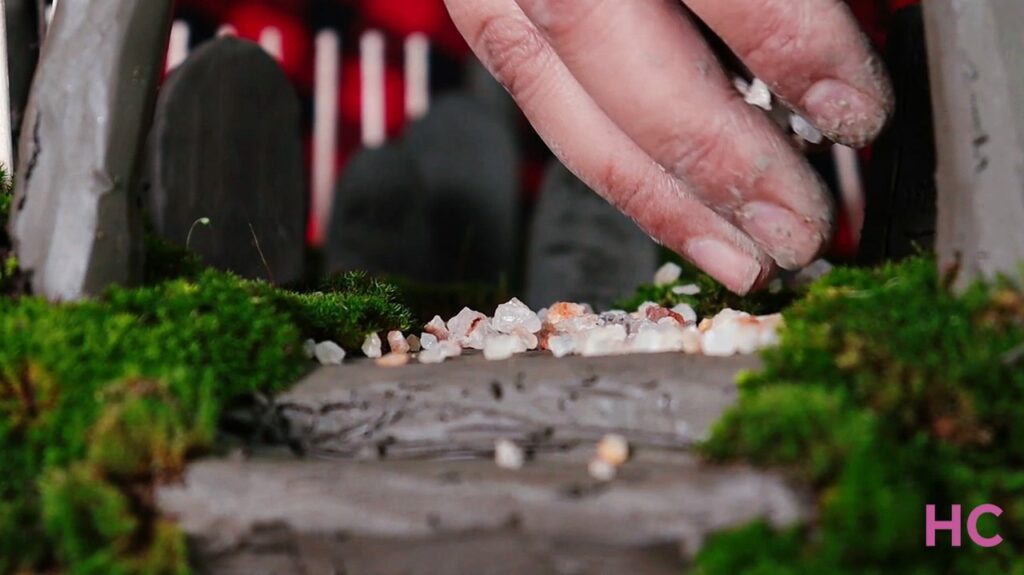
xmin=326 ymin=144 xmax=439 ymax=281
xmin=327 ymin=93 xmax=519 ymax=284
xmin=526 ymin=162 xmax=658 ymax=310
xmin=925 ymin=1 xmax=1024 ymax=286
xmin=10 ymin=0 xmax=173 ymax=301
xmin=145 ymin=38 xmax=306 ymax=285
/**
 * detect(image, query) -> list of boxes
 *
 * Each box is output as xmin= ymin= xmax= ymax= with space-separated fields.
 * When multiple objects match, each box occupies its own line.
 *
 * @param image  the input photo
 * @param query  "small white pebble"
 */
xmin=387 ymin=330 xmax=410 ymax=354
xmin=302 ymin=338 xmax=317 ymax=359
xmin=483 ymin=333 xmax=526 ymax=361
xmin=424 ymin=315 xmax=450 ymax=340
xmin=376 ymin=352 xmax=410 ymax=368
xmin=790 ymin=113 xmax=824 ymax=144
xmin=671 ymin=303 xmax=698 ymax=325
xmin=495 ymin=439 xmax=525 ymax=470
xmin=654 ymin=262 xmax=683 ymax=286
xmin=588 ymin=458 xmax=617 ymax=482
xmin=419 ymin=332 xmax=439 ymax=350
xmin=314 ymin=341 xmax=346 ymax=366
xmin=596 ymin=434 xmax=630 ymax=467
xmin=361 ymin=333 xmax=383 ymax=358
xmin=547 ymin=334 xmax=575 ymax=358
xmin=671 ymin=283 xmax=701 ymax=296
xmin=745 ymin=78 xmax=772 ymax=111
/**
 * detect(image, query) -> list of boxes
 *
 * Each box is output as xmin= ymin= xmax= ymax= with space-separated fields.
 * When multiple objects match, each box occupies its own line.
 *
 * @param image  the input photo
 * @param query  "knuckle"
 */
xmin=661 ymin=125 xmax=731 ymax=183
xmin=734 ymin=2 xmax=804 ymax=67
xmin=474 ymin=14 xmax=550 ymax=104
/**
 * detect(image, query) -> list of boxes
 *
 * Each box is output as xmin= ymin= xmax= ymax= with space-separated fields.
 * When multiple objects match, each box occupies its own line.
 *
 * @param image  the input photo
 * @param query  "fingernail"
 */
xmin=740 ymin=202 xmax=824 ymax=271
xmin=802 ymin=79 xmax=885 ymax=146
xmin=686 ymin=238 xmax=763 ymax=295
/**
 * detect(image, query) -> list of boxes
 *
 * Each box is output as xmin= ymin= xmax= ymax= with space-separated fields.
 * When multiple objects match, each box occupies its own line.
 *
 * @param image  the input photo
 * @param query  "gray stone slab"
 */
xmin=10 ymin=0 xmax=173 ymax=300
xmin=526 ymin=161 xmax=658 ymax=310
xmin=145 ymin=37 xmax=306 ymax=285
xmin=159 ymin=450 xmax=809 ymax=573
xmin=277 ymin=353 xmax=756 ymax=459
xmin=924 ymin=1 xmax=1024 ymax=286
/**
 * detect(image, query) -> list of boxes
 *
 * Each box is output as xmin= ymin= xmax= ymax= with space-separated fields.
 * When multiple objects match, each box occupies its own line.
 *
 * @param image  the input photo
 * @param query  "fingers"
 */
xmin=683 ymin=0 xmax=894 ymax=148
xmin=444 ymin=0 xmax=776 ymax=293
xmin=512 ymin=0 xmax=833 ymax=270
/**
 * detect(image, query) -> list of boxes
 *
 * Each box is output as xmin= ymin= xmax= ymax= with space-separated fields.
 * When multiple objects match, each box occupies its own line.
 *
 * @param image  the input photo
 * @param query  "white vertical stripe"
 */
xmin=833 ymin=144 xmax=866 ymax=241
xmin=217 ymin=24 xmax=237 ymax=38
xmin=313 ymin=30 xmax=340 ymax=241
xmin=166 ymin=20 xmax=190 ymax=72
xmin=404 ymin=33 xmax=430 ymax=120
xmin=0 ymin=0 xmax=14 ymax=174
xmin=259 ymin=27 xmax=284 ymax=62
xmin=361 ymin=30 xmax=386 ymax=149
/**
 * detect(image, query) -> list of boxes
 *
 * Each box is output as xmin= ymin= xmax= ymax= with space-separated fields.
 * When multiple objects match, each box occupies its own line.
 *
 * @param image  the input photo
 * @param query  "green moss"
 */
xmin=696 ymin=257 xmax=1024 ymax=573
xmin=616 ymin=256 xmax=797 ymax=317
xmin=0 ymin=265 xmax=412 ymax=573
xmin=276 ymin=271 xmax=414 ymax=349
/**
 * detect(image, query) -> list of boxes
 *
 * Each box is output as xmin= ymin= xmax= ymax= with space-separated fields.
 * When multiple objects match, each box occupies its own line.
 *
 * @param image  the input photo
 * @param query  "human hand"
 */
xmin=444 ymin=0 xmax=893 ymax=293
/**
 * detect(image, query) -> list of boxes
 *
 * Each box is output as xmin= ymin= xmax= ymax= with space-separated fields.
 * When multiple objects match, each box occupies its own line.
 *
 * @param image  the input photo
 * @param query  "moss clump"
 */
xmin=697 ymin=257 xmax=1024 ymax=573
xmin=616 ymin=257 xmax=797 ymax=317
xmin=275 ymin=271 xmax=414 ymax=349
xmin=0 ymin=267 xmax=412 ymax=573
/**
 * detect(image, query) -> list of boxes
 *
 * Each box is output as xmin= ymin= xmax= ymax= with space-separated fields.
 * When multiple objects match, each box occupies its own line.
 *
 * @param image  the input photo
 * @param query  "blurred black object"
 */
xmin=860 ymin=4 xmax=937 ymax=264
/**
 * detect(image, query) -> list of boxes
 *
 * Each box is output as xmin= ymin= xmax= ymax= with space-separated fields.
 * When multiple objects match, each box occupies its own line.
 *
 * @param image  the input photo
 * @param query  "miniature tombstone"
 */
xmin=404 ymin=93 xmax=519 ymax=283
xmin=924 ymin=1 xmax=1024 ymax=287
xmin=326 ymin=144 xmax=440 ymax=281
xmin=10 ymin=0 xmax=173 ymax=301
xmin=526 ymin=161 xmax=658 ymax=310
xmin=327 ymin=93 xmax=519 ymax=284
xmin=145 ymin=37 xmax=306 ymax=285
xmin=860 ymin=4 xmax=937 ymax=266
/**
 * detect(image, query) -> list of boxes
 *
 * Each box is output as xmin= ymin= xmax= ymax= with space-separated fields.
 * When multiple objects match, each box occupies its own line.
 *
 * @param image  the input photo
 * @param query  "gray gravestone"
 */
xmin=327 ymin=93 xmax=519 ymax=284
xmin=526 ymin=162 xmax=658 ymax=310
xmin=145 ymin=37 xmax=306 ymax=285
xmin=326 ymin=144 xmax=439 ymax=281
xmin=404 ymin=94 xmax=519 ymax=283
xmin=10 ymin=0 xmax=172 ymax=301
xmin=924 ymin=1 xmax=1024 ymax=287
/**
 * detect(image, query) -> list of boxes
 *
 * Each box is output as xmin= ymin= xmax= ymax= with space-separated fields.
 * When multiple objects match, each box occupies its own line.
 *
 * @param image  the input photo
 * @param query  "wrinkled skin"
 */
xmin=444 ymin=0 xmax=893 ymax=294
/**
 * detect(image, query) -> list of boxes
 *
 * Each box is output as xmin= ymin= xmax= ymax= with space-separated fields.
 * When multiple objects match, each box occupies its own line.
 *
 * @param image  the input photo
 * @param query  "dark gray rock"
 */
xmin=10 ymin=0 xmax=173 ymax=301
xmin=526 ymin=162 xmax=659 ymax=310
xmin=325 ymin=144 xmax=439 ymax=281
xmin=326 ymin=94 xmax=519 ymax=284
xmin=925 ymin=0 xmax=1024 ymax=287
xmin=145 ymin=37 xmax=306 ymax=285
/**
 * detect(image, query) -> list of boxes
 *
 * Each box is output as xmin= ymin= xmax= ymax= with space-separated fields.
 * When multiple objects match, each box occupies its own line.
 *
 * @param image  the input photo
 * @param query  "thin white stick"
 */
xmin=833 ymin=144 xmax=866 ymax=241
xmin=217 ymin=24 xmax=237 ymax=38
xmin=0 ymin=0 xmax=15 ymax=173
xmin=259 ymin=27 xmax=283 ymax=62
xmin=361 ymin=30 xmax=386 ymax=149
xmin=404 ymin=33 xmax=430 ymax=120
xmin=45 ymin=0 xmax=56 ymax=28
xmin=313 ymin=30 xmax=340 ymax=242
xmin=166 ymin=20 xmax=190 ymax=72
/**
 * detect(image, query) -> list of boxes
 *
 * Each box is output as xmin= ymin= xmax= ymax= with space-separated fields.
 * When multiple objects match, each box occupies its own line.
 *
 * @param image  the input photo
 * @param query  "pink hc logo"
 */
xmin=926 ymin=504 xmax=1003 ymax=548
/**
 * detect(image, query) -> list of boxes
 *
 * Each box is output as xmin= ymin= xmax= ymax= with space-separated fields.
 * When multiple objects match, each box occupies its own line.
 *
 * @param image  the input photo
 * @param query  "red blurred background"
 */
xmin=169 ymin=0 xmax=918 ymax=255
